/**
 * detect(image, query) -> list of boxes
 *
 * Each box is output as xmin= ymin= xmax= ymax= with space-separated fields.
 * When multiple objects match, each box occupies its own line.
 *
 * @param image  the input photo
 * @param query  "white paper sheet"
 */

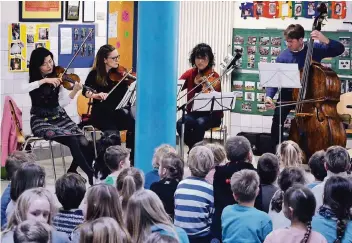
xmin=60 ymin=28 xmax=72 ymax=54
xmin=281 ymin=3 xmax=289 ymax=16
xmin=108 ymin=12 xmax=118 ymax=38
xmin=83 ymin=1 xmax=95 ymax=22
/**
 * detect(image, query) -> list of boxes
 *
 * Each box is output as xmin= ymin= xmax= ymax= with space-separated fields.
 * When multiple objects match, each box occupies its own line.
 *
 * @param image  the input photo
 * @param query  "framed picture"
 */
xmin=65 ymin=1 xmax=80 ymax=21
xmin=19 ymin=1 xmax=63 ymax=22
xmin=83 ymin=1 xmax=95 ymax=22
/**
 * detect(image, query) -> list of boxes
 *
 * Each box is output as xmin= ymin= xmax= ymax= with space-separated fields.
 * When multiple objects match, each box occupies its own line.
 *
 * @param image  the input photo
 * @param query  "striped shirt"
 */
xmin=174 ymin=177 xmax=214 ymax=237
xmin=53 ymin=208 xmax=84 ymax=236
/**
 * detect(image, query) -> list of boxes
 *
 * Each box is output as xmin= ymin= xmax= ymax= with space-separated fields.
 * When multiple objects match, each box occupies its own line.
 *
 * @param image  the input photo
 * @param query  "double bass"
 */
xmin=288 ymin=3 xmax=346 ymax=162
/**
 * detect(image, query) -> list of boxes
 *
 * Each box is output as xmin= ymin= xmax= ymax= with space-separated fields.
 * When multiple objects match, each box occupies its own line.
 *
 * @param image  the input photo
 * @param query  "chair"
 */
xmin=204 ymin=125 xmax=228 ymax=144
xmin=21 ymin=136 xmax=66 ymax=181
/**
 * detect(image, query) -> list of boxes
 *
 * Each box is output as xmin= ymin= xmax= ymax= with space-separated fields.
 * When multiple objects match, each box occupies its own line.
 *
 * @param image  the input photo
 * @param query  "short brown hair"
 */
xmin=284 ymin=24 xmax=305 ymax=40
xmin=55 ymin=173 xmax=86 ymax=210
xmin=104 ymin=145 xmax=130 ymax=171
xmin=188 ymin=146 xmax=214 ymax=178
xmin=231 ymin=169 xmax=260 ymax=203
xmin=5 ymin=151 xmax=36 ymax=180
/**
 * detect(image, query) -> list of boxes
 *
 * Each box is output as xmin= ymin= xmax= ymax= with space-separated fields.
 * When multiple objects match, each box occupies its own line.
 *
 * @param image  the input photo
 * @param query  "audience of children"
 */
xmin=2 ymin=135 xmax=352 ymax=243
xmin=222 ymin=169 xmax=273 ymax=243
xmin=268 ymin=167 xmax=307 ymax=230
xmin=174 ymin=146 xmax=214 ymax=243
xmin=144 ymin=144 xmax=177 ymax=189
xmin=150 ymin=152 xmax=184 ymax=219
xmin=1 ymin=151 xmax=36 ymax=228
xmin=103 ymin=145 xmax=131 ymax=185
xmin=254 ymin=153 xmax=279 ymax=213
xmin=53 ymin=173 xmax=86 ymax=236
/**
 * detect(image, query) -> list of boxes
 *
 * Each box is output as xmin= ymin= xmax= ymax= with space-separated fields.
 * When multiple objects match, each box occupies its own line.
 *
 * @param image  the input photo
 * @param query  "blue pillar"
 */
xmin=135 ymin=1 xmax=179 ymax=173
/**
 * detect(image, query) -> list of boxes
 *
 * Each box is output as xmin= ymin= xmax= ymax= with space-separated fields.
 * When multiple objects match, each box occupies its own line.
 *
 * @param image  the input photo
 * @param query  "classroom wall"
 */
xmin=0 ymin=1 xmax=107 ymax=146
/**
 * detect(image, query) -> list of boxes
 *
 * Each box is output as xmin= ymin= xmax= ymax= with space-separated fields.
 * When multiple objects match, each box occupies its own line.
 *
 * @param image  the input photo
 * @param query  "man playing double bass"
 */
xmin=265 ymin=24 xmax=345 ymax=150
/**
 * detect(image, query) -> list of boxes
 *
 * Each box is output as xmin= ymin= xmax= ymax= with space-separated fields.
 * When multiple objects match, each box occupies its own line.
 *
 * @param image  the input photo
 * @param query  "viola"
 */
xmin=194 ymin=68 xmax=221 ymax=93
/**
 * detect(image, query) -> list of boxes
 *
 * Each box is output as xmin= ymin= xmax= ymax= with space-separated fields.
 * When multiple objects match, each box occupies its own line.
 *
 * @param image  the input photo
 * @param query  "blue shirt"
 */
xmin=222 ymin=204 xmax=272 ymax=243
xmin=144 ymin=169 xmax=160 ymax=189
xmin=307 ymin=181 xmax=321 ymax=189
xmin=312 ymin=214 xmax=352 ymax=243
xmin=1 ymin=184 xmax=11 ymax=228
xmin=266 ymin=39 xmax=345 ymax=99
xmin=151 ymin=224 xmax=190 ymax=243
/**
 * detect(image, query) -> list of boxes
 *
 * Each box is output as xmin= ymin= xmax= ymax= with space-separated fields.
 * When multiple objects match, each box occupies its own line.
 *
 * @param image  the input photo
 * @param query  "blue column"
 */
xmin=135 ymin=1 xmax=179 ymax=173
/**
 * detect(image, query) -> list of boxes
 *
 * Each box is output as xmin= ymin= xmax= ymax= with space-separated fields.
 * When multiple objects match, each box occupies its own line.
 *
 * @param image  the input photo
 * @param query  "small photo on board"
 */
xmin=269 ymin=2 xmax=276 ymax=15
xmin=245 ymin=81 xmax=255 ymax=90
xmin=248 ymin=36 xmax=257 ymax=45
xmin=259 ymin=46 xmax=269 ymax=55
xmin=247 ymin=54 xmax=255 ymax=68
xmin=73 ymin=43 xmax=79 ymax=54
xmin=271 ymin=47 xmax=281 ymax=56
xmin=35 ymin=42 xmax=46 ymax=49
xmin=87 ymin=28 xmax=94 ymax=41
xmin=87 ymin=44 xmax=94 ymax=56
xmin=259 ymin=37 xmax=270 ymax=45
xmin=38 ymin=28 xmax=49 ymax=40
xmin=260 ymin=57 xmax=268 ymax=63
xmin=341 ymin=48 xmax=350 ymax=58
xmin=241 ymin=102 xmax=252 ymax=112
xmin=10 ymin=42 xmax=22 ymax=55
xmin=81 ymin=43 xmax=87 ymax=57
xmin=271 ymin=37 xmax=282 ymax=46
xmin=271 ymin=57 xmax=277 ymax=63
xmin=11 ymin=23 xmax=20 ymax=41
xmin=242 ymin=7 xmax=252 ymax=17
xmin=257 ymin=82 xmax=263 ymax=91
xmin=10 ymin=57 xmax=21 ymax=70
xmin=234 ymin=45 xmax=243 ymax=53
xmin=256 ymin=3 xmax=264 ymax=16
xmin=74 ymin=28 xmax=79 ymax=41
xmin=257 ymin=93 xmax=265 ymax=102
xmin=295 ymin=4 xmax=302 ymax=16
xmin=234 ymin=91 xmax=243 ymax=100
xmin=27 ymin=34 xmax=34 ymax=44
xmin=247 ymin=46 xmax=256 ymax=55
xmin=307 ymin=2 xmax=315 ymax=16
xmin=26 ymin=46 xmax=35 ymax=68
xmin=234 ymin=35 xmax=244 ymax=45
xmin=334 ymin=2 xmax=342 ymax=16
xmin=247 ymin=61 xmax=255 ymax=69
xmin=257 ymin=103 xmax=266 ymax=112
xmin=245 ymin=92 xmax=255 ymax=101
xmin=233 ymin=81 xmax=243 ymax=90
xmin=339 ymin=37 xmax=350 ymax=46
xmin=339 ymin=60 xmax=351 ymax=70
xmin=81 ymin=28 xmax=87 ymax=40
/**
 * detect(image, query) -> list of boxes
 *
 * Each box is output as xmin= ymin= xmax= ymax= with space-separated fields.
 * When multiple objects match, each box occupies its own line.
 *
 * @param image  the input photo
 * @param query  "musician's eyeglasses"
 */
xmin=108 ymin=55 xmax=120 ymax=61
xmin=41 ymin=59 xmax=53 ymax=67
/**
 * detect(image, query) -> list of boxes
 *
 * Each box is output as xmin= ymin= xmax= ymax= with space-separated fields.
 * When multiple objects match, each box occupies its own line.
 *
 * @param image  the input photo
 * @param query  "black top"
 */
xmin=211 ymin=161 xmax=256 ymax=239
xmin=254 ymin=184 xmax=278 ymax=213
xmin=29 ymin=83 xmax=60 ymax=110
xmin=150 ymin=178 xmax=179 ymax=219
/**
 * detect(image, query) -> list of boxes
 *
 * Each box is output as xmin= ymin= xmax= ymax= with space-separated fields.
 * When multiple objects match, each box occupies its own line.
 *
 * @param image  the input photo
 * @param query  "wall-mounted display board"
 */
xmin=232 ymin=28 xmax=352 ymax=115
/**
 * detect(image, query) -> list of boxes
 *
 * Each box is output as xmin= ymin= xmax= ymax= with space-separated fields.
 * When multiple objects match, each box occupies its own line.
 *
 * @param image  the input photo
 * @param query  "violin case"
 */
xmin=236 ymin=132 xmax=275 ymax=155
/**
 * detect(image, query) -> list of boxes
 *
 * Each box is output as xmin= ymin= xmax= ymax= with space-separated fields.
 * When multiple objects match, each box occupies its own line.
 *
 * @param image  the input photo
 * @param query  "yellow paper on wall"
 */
xmin=279 ymin=1 xmax=293 ymax=19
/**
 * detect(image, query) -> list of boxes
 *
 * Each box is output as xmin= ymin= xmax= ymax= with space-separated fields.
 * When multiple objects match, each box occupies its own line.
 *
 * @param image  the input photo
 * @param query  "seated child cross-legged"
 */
xmin=264 ymin=185 xmax=327 ymax=243
xmin=104 ymin=145 xmax=131 ymax=185
xmin=221 ymin=169 xmax=272 ymax=243
xmin=53 ymin=173 xmax=86 ymax=236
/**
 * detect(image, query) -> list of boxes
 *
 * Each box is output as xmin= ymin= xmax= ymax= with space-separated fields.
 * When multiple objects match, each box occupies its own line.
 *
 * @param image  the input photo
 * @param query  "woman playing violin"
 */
xmin=83 ymin=44 xmax=135 ymax=164
xmin=176 ymin=43 xmax=222 ymax=150
xmin=22 ymin=48 xmax=95 ymax=185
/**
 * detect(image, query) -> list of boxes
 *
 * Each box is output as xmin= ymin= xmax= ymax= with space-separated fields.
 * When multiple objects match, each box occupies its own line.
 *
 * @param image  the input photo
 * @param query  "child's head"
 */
xmin=158 ymin=152 xmax=184 ymax=181
xmin=116 ymin=167 xmax=144 ymax=210
xmin=283 ymin=185 xmax=316 ymax=243
xmin=257 ymin=153 xmax=280 ymax=185
xmin=308 ymin=150 xmax=327 ymax=182
xmin=205 ymin=143 xmax=227 ymax=165
xmin=6 ymin=188 xmax=56 ymax=231
xmin=104 ymin=145 xmax=131 ymax=172
xmin=324 ymin=146 xmax=350 ymax=174
xmin=225 ymin=136 xmax=252 ymax=163
xmin=79 ymin=217 xmax=131 ymax=243
xmin=276 ymin=140 xmax=303 ymax=167
xmin=14 ymin=220 xmax=51 ymax=243
xmin=230 ymin=169 xmax=260 ymax=204
xmin=188 ymin=146 xmax=214 ymax=178
xmin=322 ymin=176 xmax=352 ymax=243
xmin=271 ymin=167 xmax=306 ymax=213
xmin=10 ymin=162 xmax=46 ymax=202
xmin=145 ymin=232 xmax=178 ymax=243
xmin=152 ymin=144 xmax=176 ymax=169
xmin=5 ymin=151 xmax=36 ymax=180
xmin=55 ymin=173 xmax=86 ymax=210
xmin=126 ymin=190 xmax=176 ymax=243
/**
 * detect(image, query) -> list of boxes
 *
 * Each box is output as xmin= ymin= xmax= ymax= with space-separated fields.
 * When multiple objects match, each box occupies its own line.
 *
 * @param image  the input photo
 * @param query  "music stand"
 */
xmin=116 ymin=81 xmax=137 ymax=110
xmin=258 ymin=63 xmax=301 ymax=144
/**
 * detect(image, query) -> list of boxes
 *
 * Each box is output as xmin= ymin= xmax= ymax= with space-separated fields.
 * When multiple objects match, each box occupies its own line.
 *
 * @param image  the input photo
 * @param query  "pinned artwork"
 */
xmin=279 ymin=1 xmax=293 ymax=19
xmin=331 ymin=1 xmax=347 ymax=19
xmin=253 ymin=1 xmax=279 ymax=19
xmin=240 ymin=2 xmax=254 ymax=19
xmin=122 ymin=10 xmax=130 ymax=22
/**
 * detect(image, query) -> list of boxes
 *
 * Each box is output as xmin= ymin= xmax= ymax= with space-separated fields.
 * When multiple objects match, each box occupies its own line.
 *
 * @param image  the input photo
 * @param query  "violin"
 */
xmin=194 ymin=68 xmax=221 ymax=93
xmin=108 ymin=65 xmax=137 ymax=85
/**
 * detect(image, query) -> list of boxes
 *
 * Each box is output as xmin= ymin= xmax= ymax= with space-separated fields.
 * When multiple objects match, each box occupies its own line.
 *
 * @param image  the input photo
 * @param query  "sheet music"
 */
xmin=258 ymin=63 xmax=301 ymax=88
xmin=116 ymin=81 xmax=136 ymax=110
xmin=191 ymin=91 xmax=236 ymax=112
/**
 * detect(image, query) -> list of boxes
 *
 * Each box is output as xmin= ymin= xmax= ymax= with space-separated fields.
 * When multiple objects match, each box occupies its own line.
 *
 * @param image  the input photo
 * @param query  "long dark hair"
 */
xmin=323 ymin=176 xmax=352 ymax=243
xmin=160 ymin=152 xmax=184 ymax=181
xmin=284 ymin=185 xmax=316 ymax=243
xmin=29 ymin=48 xmax=55 ymax=83
xmin=93 ymin=44 xmax=115 ymax=86
xmin=189 ymin=43 xmax=215 ymax=70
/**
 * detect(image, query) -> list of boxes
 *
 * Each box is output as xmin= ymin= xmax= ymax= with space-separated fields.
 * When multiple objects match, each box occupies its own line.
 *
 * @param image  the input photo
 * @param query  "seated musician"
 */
xmin=265 ymin=24 xmax=345 ymax=150
xmin=176 ymin=43 xmax=222 ymax=151
xmin=83 ymin=44 xmax=136 ymax=164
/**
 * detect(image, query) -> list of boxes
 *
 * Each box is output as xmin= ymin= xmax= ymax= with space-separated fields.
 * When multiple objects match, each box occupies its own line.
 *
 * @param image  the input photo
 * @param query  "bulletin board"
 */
xmin=231 ymin=28 xmax=352 ymax=115
xmin=8 ymin=23 xmax=50 ymax=72
xmin=107 ymin=1 xmax=137 ymax=70
xmin=58 ymin=24 xmax=95 ymax=68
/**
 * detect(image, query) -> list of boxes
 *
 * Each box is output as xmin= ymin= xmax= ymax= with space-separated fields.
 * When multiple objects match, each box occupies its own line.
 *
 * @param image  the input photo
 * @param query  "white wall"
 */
xmin=0 ymin=1 xmax=107 ymax=143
